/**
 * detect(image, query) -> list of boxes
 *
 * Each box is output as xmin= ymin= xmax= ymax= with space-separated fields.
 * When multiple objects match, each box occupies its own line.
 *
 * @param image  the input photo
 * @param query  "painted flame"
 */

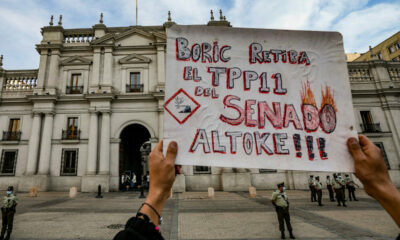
xmin=321 ymin=85 xmax=337 ymax=112
xmin=301 ymin=80 xmax=316 ymax=106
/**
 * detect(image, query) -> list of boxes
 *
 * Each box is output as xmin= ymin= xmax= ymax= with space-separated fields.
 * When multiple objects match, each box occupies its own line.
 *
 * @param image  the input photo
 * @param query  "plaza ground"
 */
xmin=9 ymin=189 xmax=399 ymax=240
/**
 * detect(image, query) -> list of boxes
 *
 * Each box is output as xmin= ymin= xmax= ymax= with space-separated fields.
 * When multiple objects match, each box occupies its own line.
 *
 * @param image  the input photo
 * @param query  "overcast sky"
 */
xmin=0 ymin=0 xmax=399 ymax=69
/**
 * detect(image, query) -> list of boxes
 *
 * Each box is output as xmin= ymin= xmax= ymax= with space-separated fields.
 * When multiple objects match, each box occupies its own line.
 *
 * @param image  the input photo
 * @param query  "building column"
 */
xmin=99 ymin=111 xmax=110 ymax=175
xmin=25 ymin=113 xmax=42 ymax=175
xmin=46 ymin=49 xmax=60 ymax=94
xmin=102 ymin=48 xmax=113 ymax=89
xmin=36 ymin=50 xmax=49 ymax=91
xmin=38 ymin=113 xmax=54 ymax=175
xmin=86 ymin=111 xmax=98 ymax=175
xmin=156 ymin=45 xmax=165 ymax=84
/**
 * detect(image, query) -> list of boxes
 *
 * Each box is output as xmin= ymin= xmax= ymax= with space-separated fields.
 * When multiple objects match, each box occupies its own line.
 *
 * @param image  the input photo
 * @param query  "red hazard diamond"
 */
xmin=164 ymin=88 xmax=201 ymax=124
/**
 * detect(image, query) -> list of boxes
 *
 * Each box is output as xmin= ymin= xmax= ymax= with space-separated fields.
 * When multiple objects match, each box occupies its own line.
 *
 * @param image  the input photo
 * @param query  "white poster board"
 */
xmin=164 ymin=25 xmax=357 ymax=172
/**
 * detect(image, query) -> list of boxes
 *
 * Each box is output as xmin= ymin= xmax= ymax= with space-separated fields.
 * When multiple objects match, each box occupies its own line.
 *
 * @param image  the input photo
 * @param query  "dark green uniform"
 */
xmin=332 ymin=178 xmax=346 ymax=207
xmin=271 ymin=186 xmax=295 ymax=239
xmin=326 ymin=177 xmax=335 ymax=201
xmin=315 ymin=180 xmax=323 ymax=206
xmin=1 ymin=194 xmax=17 ymax=240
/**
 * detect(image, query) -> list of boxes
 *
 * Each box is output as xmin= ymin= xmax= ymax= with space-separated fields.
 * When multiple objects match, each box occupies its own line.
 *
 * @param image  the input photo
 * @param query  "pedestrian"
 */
xmin=1 ymin=186 xmax=17 ymax=240
xmin=308 ymin=175 xmax=316 ymax=202
xmin=345 ymin=174 xmax=359 ymax=201
xmin=314 ymin=176 xmax=323 ymax=206
xmin=132 ymin=173 xmax=137 ymax=189
xmin=123 ymin=173 xmax=131 ymax=191
xmin=332 ymin=174 xmax=346 ymax=207
xmin=326 ymin=175 xmax=335 ymax=202
xmin=338 ymin=173 xmax=346 ymax=200
xmin=271 ymin=182 xmax=295 ymax=239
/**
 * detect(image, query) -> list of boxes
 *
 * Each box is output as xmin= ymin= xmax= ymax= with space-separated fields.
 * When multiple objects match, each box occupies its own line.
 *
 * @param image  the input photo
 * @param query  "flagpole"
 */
xmin=136 ymin=0 xmax=138 ymax=25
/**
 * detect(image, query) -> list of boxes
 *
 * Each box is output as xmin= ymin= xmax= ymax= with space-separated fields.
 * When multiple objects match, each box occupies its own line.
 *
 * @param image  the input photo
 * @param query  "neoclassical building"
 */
xmin=0 ymin=13 xmax=399 ymax=192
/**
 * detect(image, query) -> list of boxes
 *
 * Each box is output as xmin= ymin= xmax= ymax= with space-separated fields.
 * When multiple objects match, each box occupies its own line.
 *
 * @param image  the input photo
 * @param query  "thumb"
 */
xmin=165 ymin=141 xmax=178 ymax=164
xmin=347 ymin=137 xmax=366 ymax=161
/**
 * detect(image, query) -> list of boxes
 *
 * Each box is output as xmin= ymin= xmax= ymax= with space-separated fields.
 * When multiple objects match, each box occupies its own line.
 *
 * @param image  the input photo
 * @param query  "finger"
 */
xmin=165 ymin=141 xmax=178 ymax=164
xmin=155 ymin=140 xmax=163 ymax=153
xmin=347 ymin=137 xmax=366 ymax=161
xmin=358 ymin=135 xmax=374 ymax=148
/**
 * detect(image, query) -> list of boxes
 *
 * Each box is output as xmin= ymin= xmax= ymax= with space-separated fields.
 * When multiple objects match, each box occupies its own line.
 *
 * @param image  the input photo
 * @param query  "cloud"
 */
xmin=333 ymin=2 xmax=400 ymax=53
xmin=0 ymin=0 xmax=399 ymax=69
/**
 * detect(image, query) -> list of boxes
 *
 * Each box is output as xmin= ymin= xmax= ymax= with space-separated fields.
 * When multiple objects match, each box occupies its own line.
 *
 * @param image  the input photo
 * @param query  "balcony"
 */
xmin=360 ymin=123 xmax=382 ymax=133
xmin=66 ymin=86 xmax=83 ymax=94
xmin=2 ymin=131 xmax=21 ymax=141
xmin=126 ymin=84 xmax=143 ymax=93
xmin=62 ymin=129 xmax=81 ymax=140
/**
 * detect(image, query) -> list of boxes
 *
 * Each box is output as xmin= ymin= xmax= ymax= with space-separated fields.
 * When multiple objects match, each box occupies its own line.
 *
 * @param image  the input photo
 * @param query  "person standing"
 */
xmin=332 ymin=174 xmax=346 ymax=207
xmin=271 ymin=182 xmax=295 ymax=239
xmin=308 ymin=175 xmax=316 ymax=202
xmin=314 ymin=176 xmax=323 ymax=206
xmin=326 ymin=175 xmax=335 ymax=202
xmin=338 ymin=173 xmax=346 ymax=200
xmin=1 ymin=186 xmax=17 ymax=240
xmin=345 ymin=174 xmax=359 ymax=201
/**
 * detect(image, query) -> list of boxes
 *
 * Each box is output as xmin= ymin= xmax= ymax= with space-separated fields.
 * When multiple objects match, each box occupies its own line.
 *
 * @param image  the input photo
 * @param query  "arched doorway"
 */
xmin=119 ymin=124 xmax=151 ymax=190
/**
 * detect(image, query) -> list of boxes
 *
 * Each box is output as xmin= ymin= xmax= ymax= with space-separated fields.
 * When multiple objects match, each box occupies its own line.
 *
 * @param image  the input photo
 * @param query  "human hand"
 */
xmin=142 ymin=140 xmax=177 ymax=223
xmin=347 ymin=135 xmax=392 ymax=197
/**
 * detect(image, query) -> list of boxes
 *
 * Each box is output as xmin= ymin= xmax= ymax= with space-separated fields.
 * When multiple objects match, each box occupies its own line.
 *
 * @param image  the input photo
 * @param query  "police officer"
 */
xmin=271 ymin=182 xmax=295 ymax=239
xmin=308 ymin=175 xmax=316 ymax=202
xmin=332 ymin=174 xmax=346 ymax=207
xmin=345 ymin=174 xmax=359 ymax=201
xmin=326 ymin=175 xmax=335 ymax=202
xmin=1 ymin=186 xmax=17 ymax=240
xmin=338 ymin=173 xmax=346 ymax=200
xmin=314 ymin=176 xmax=323 ymax=206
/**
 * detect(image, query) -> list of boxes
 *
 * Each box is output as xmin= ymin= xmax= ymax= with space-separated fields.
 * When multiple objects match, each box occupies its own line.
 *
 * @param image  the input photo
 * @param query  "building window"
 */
xmin=388 ymin=46 xmax=395 ymax=54
xmin=259 ymin=169 xmax=277 ymax=173
xmin=127 ymin=72 xmax=143 ymax=92
xmin=2 ymin=118 xmax=21 ymax=141
xmin=193 ymin=166 xmax=211 ymax=174
xmin=360 ymin=111 xmax=381 ymax=132
xmin=62 ymin=117 xmax=80 ymax=140
xmin=395 ymin=42 xmax=400 ymax=51
xmin=66 ymin=74 xmax=83 ymax=94
xmin=374 ymin=142 xmax=390 ymax=170
xmin=393 ymin=57 xmax=398 ymax=62
xmin=378 ymin=52 xmax=382 ymax=60
xmin=0 ymin=150 xmax=17 ymax=176
xmin=61 ymin=149 xmax=78 ymax=176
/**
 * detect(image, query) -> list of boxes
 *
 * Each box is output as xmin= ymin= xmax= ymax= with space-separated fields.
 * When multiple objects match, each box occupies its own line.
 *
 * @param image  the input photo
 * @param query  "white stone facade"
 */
xmin=0 ymin=17 xmax=399 ymax=192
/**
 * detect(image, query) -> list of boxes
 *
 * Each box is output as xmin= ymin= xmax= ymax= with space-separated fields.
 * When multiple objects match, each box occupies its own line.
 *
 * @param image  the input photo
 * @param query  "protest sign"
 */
xmin=163 ymin=25 xmax=357 ymax=172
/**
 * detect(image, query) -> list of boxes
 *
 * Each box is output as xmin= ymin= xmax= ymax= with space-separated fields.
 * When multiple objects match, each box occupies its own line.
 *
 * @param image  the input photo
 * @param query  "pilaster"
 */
xmin=37 ymin=112 xmax=55 ymax=175
xmin=99 ymin=110 xmax=111 ymax=175
xmin=25 ymin=112 xmax=42 ymax=175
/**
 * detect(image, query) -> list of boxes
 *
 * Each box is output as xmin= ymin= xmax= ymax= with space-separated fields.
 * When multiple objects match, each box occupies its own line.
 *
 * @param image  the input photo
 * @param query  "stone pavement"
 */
xmin=9 ymin=189 xmax=399 ymax=240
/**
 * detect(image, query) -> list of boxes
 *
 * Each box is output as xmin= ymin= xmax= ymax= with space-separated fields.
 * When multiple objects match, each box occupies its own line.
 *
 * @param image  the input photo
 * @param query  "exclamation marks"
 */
xmin=306 ymin=136 xmax=314 ymax=160
xmin=293 ymin=134 xmax=302 ymax=158
xmin=317 ymin=137 xmax=328 ymax=160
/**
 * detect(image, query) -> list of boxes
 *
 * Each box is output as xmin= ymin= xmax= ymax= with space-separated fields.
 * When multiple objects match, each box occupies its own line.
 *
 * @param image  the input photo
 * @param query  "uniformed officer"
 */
xmin=332 ymin=174 xmax=346 ymax=207
xmin=338 ymin=173 xmax=346 ymax=200
xmin=314 ymin=176 xmax=323 ymax=206
xmin=1 ymin=186 xmax=17 ymax=240
xmin=326 ymin=175 xmax=335 ymax=202
xmin=345 ymin=174 xmax=359 ymax=201
xmin=271 ymin=182 xmax=295 ymax=239
xmin=308 ymin=175 xmax=316 ymax=202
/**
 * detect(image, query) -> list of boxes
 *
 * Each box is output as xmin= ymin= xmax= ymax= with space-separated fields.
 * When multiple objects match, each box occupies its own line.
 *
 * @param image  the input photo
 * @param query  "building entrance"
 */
xmin=119 ymin=124 xmax=150 ymax=190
